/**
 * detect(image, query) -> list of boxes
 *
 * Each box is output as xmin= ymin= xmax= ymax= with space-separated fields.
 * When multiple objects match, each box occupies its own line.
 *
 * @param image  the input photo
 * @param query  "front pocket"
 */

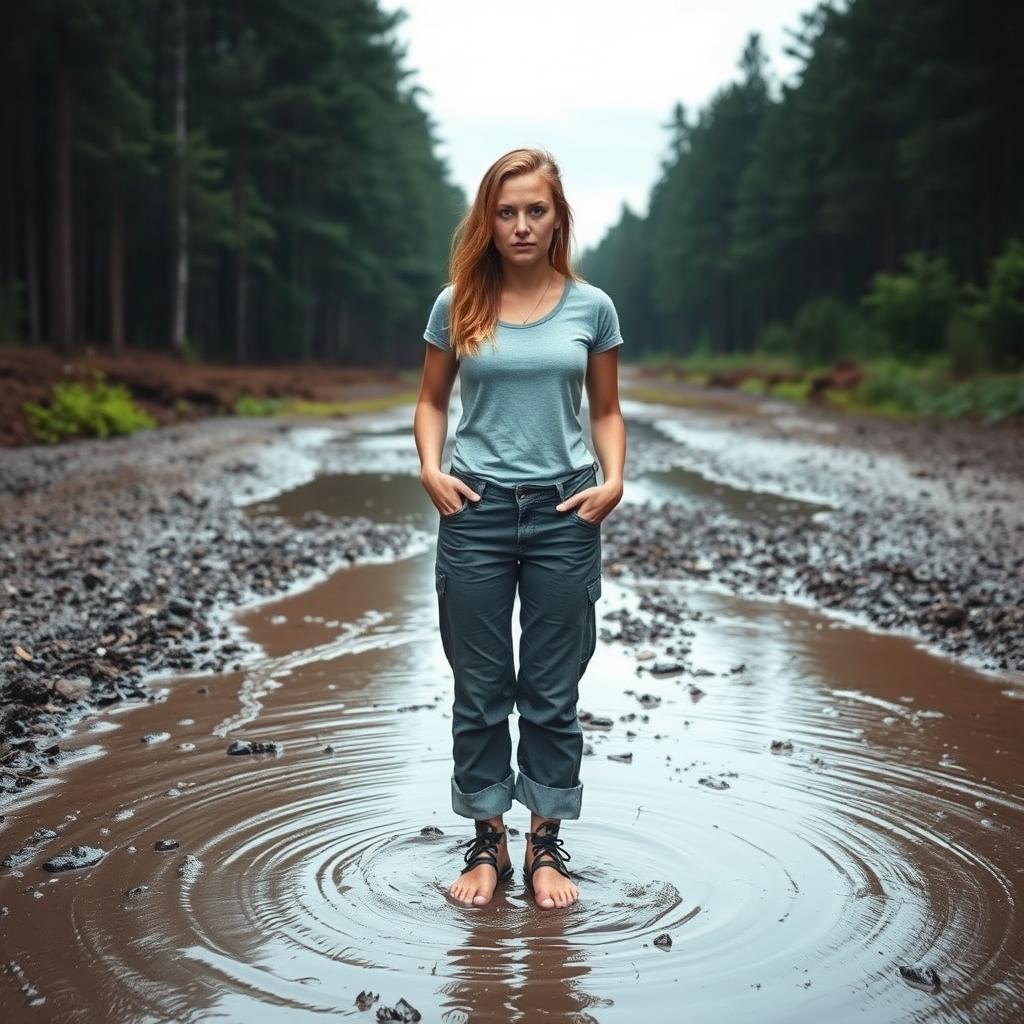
xmin=571 ymin=509 xmax=600 ymax=528
xmin=440 ymin=499 xmax=469 ymax=519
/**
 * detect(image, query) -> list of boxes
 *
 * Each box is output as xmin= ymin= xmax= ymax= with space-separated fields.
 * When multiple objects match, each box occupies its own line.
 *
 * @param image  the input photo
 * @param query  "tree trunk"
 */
xmin=171 ymin=0 xmax=189 ymax=354
xmin=51 ymin=19 xmax=74 ymax=353
xmin=110 ymin=165 xmax=125 ymax=354
xmin=233 ymin=145 xmax=248 ymax=364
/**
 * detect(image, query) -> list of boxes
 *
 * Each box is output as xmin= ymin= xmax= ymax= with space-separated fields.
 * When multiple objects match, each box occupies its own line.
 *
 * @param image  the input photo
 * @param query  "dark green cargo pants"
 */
xmin=434 ymin=460 xmax=603 ymax=821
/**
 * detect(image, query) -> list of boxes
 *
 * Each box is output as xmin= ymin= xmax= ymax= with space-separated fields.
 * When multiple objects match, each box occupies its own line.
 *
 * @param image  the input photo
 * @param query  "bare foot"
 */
xmin=448 ymin=818 xmax=512 ymax=907
xmin=525 ymin=819 xmax=579 ymax=909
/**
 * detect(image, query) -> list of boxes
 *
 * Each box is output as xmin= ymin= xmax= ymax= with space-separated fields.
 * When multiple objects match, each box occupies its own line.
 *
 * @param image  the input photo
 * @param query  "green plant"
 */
xmin=790 ymin=296 xmax=862 ymax=366
xmin=23 ymin=372 xmax=156 ymax=443
xmin=974 ymin=238 xmax=1024 ymax=371
xmin=862 ymin=251 xmax=957 ymax=359
xmin=234 ymin=394 xmax=289 ymax=416
xmin=769 ymin=378 xmax=812 ymax=402
xmin=757 ymin=321 xmax=792 ymax=356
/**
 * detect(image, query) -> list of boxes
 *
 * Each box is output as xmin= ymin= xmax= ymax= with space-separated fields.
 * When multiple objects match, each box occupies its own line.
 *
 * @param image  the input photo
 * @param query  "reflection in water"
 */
xmin=440 ymin=908 xmax=594 ymax=1024
xmin=1 ymin=445 xmax=1022 ymax=1022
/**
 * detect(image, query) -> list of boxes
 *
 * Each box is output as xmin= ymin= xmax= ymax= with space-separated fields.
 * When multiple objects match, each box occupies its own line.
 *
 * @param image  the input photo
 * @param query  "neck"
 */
xmin=500 ymin=261 xmax=561 ymax=293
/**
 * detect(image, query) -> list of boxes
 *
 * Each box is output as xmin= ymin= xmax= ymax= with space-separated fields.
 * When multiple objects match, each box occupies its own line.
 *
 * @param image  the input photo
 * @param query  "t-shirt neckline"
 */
xmin=497 ymin=276 xmax=572 ymax=329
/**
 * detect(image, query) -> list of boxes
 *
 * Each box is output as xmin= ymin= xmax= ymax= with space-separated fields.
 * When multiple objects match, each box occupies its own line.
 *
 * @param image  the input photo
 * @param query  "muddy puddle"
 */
xmin=2 ymin=412 xmax=1022 ymax=1022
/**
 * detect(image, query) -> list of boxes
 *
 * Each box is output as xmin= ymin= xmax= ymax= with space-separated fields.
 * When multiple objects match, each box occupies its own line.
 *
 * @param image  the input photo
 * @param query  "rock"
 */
xmin=125 ymin=885 xmax=149 ymax=898
xmin=177 ymin=854 xmax=203 ymax=881
xmin=419 ymin=826 xmax=443 ymax=838
xmin=52 ymin=677 xmax=91 ymax=701
xmin=43 ymin=845 xmax=106 ymax=871
xmin=698 ymin=776 xmax=730 ymax=790
xmin=226 ymin=739 xmax=282 ymax=755
xmin=897 ymin=964 xmax=941 ymax=992
xmin=155 ymin=838 xmax=180 ymax=851
xmin=2 ymin=828 xmax=59 ymax=869
xmin=648 ymin=660 xmax=685 ymax=676
xmin=355 ymin=990 xmax=379 ymax=1010
xmin=653 ymin=932 xmax=673 ymax=949
xmin=375 ymin=997 xmax=421 ymax=1022
xmin=607 ymin=752 xmax=633 ymax=763
xmin=770 ymin=739 xmax=794 ymax=754
xmin=141 ymin=732 xmax=170 ymax=744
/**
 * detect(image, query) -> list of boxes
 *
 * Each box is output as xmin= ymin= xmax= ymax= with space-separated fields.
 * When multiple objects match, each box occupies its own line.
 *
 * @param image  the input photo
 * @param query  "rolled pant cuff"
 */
xmin=451 ymin=770 xmax=515 ymax=819
xmin=513 ymin=769 xmax=583 ymax=820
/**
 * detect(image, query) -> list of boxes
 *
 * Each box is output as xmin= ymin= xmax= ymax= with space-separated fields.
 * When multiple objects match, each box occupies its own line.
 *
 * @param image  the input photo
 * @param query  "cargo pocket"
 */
xmin=579 ymin=576 xmax=601 ymax=678
xmin=435 ymin=567 xmax=453 ymax=668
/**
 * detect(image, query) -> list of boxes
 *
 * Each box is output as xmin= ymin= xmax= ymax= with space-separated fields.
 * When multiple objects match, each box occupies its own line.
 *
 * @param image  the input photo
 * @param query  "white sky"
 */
xmin=378 ymin=0 xmax=817 ymax=252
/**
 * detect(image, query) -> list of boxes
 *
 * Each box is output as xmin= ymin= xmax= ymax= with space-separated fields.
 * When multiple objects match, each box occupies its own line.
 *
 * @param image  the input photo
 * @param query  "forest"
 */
xmin=0 ymin=0 xmax=463 ymax=366
xmin=586 ymin=0 xmax=1024 ymax=376
xmin=0 ymin=0 xmax=1021 ymax=382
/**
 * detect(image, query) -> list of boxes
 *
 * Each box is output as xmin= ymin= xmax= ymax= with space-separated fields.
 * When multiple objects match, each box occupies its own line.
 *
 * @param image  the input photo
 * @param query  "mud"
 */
xmin=1 ymin=380 xmax=1023 ymax=1021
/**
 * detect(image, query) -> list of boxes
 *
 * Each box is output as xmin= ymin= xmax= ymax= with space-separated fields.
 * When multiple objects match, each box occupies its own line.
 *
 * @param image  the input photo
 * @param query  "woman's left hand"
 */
xmin=555 ymin=479 xmax=623 ymax=526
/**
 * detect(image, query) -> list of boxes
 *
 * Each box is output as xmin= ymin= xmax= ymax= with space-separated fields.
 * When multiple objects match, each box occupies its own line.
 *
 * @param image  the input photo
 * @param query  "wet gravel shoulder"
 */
xmin=2 ymin=390 xmax=1022 ymax=805
xmin=614 ymin=370 xmax=1024 ymax=677
xmin=0 ymin=416 xmax=423 ymax=804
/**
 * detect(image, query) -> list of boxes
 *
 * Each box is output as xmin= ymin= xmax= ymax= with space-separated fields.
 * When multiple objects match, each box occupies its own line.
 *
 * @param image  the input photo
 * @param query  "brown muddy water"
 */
xmin=2 ymin=411 xmax=1023 ymax=1023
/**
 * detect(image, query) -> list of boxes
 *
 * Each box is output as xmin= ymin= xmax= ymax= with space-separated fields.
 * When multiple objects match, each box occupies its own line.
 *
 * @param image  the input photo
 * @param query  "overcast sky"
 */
xmin=378 ymin=0 xmax=818 ymax=252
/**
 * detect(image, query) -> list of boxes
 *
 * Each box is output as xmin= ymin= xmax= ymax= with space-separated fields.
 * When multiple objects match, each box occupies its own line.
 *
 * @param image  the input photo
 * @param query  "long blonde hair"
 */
xmin=445 ymin=148 xmax=581 ymax=358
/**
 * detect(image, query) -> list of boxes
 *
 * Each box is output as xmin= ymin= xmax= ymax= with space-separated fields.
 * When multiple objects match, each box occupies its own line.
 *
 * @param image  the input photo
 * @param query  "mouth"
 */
xmin=513 ymin=242 xmax=535 ymax=248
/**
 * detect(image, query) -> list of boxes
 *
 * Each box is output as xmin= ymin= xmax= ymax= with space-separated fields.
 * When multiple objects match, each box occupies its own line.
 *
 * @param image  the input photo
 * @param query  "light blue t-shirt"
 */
xmin=423 ymin=276 xmax=624 ymax=483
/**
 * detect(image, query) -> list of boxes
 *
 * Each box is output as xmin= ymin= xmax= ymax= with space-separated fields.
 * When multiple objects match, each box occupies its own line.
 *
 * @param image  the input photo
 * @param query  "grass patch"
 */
xmin=233 ymin=391 xmax=419 ymax=419
xmin=23 ymin=372 xmax=156 ymax=443
xmin=769 ymin=378 xmax=813 ymax=402
xmin=829 ymin=365 xmax=1024 ymax=422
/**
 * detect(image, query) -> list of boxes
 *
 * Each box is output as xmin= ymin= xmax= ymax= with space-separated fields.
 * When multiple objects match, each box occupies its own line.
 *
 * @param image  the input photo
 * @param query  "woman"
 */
xmin=414 ymin=147 xmax=626 ymax=910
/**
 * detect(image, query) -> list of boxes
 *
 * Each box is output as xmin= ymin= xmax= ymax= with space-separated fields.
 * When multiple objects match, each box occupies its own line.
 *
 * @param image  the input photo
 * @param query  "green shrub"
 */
xmin=944 ymin=304 xmax=992 ymax=376
xmin=234 ymin=394 xmax=289 ymax=416
xmin=862 ymin=251 xmax=957 ymax=359
xmin=790 ymin=296 xmax=863 ymax=366
xmin=770 ymin=378 xmax=812 ymax=402
xmin=23 ymin=372 xmax=156 ymax=443
xmin=757 ymin=321 xmax=793 ymax=356
xmin=835 ymin=359 xmax=1024 ymax=422
xmin=974 ymin=238 xmax=1024 ymax=371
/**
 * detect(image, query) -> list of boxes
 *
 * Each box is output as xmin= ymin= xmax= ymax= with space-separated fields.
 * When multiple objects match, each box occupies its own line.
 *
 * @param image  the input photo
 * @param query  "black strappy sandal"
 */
xmin=457 ymin=821 xmax=513 ymax=885
xmin=523 ymin=820 xmax=575 ymax=897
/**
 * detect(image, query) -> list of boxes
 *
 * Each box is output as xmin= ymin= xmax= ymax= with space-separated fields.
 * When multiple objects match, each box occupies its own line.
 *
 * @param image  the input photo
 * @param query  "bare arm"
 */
xmin=555 ymin=347 xmax=626 ymax=523
xmin=414 ymin=344 xmax=481 ymax=513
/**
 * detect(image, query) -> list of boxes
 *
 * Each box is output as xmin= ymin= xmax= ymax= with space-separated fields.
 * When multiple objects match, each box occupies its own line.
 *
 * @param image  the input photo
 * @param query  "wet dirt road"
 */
xmin=2 ymin=402 xmax=1022 ymax=1023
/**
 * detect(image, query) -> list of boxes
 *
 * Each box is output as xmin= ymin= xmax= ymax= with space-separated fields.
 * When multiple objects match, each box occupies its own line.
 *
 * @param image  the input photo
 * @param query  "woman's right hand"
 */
xmin=422 ymin=468 xmax=481 ymax=516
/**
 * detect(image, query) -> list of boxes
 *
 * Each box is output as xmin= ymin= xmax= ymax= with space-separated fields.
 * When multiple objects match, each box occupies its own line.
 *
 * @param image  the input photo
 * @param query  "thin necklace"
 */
xmin=519 ymin=272 xmax=556 ymax=325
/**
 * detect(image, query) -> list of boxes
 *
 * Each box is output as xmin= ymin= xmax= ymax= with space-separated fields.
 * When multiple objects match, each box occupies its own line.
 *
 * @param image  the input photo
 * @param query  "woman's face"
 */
xmin=492 ymin=171 xmax=561 ymax=266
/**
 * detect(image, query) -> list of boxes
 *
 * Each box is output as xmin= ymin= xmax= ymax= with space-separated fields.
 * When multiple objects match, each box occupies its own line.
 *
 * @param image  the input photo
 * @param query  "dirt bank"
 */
xmin=0 ymin=344 xmax=415 ymax=448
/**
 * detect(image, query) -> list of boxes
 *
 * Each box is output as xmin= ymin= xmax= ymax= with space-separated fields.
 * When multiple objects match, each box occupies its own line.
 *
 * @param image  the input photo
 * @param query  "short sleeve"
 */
xmin=423 ymin=284 xmax=454 ymax=351
xmin=591 ymin=289 xmax=624 ymax=354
